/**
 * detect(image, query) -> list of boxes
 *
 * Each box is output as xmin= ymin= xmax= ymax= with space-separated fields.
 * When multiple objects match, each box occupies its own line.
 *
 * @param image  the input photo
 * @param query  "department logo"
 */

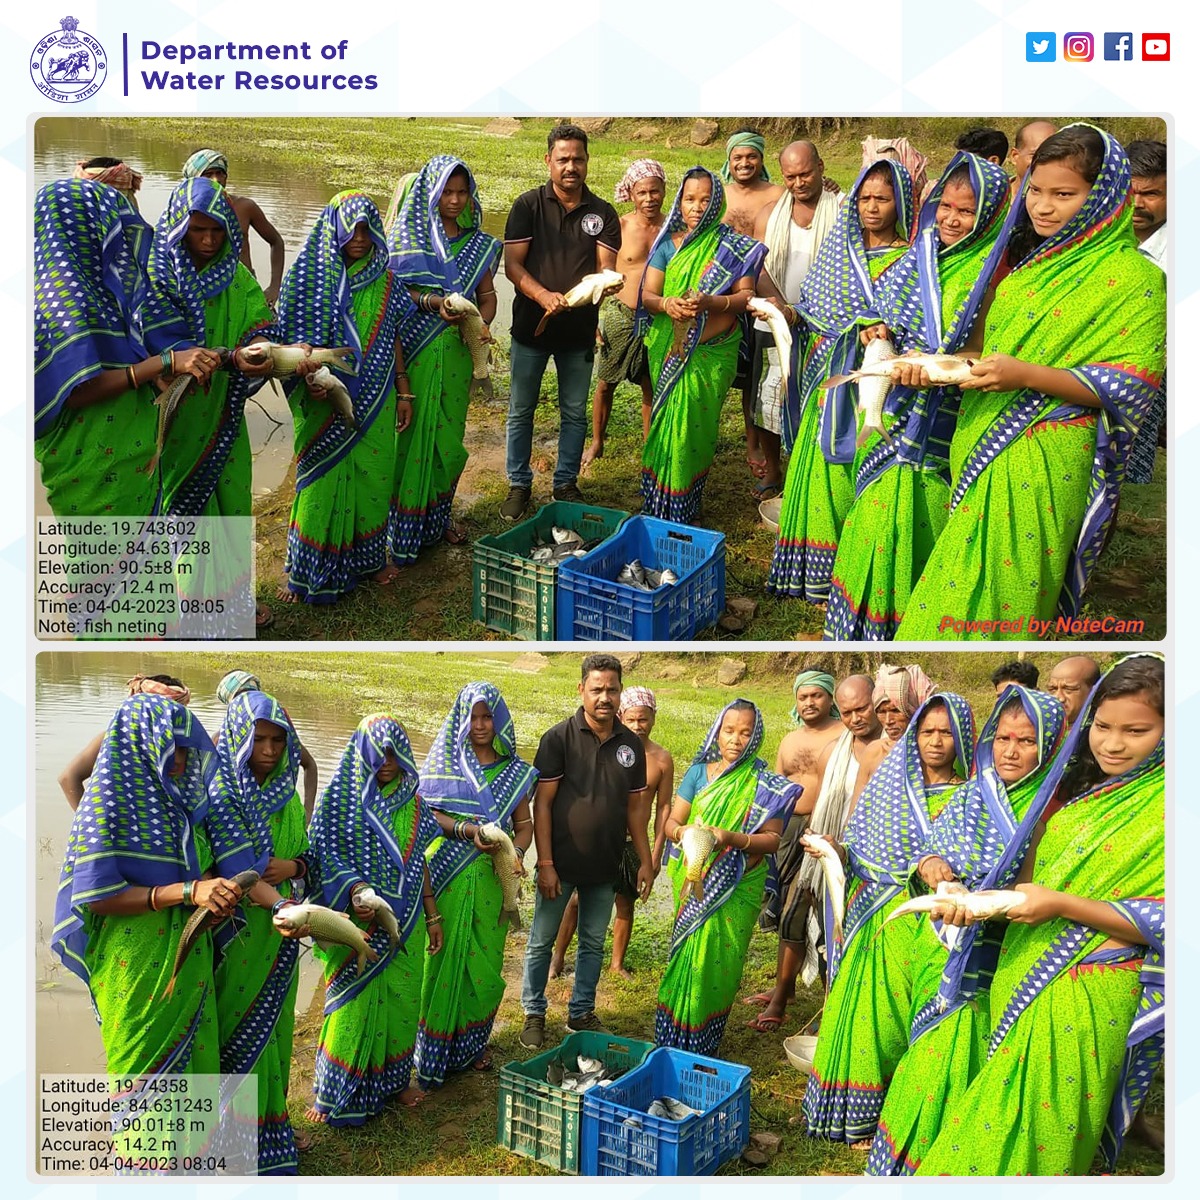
xmin=581 ymin=213 xmax=604 ymax=236
xmin=1025 ymin=32 xmax=1056 ymax=62
xmin=30 ymin=16 xmax=107 ymax=104
xmin=616 ymin=744 xmax=635 ymax=768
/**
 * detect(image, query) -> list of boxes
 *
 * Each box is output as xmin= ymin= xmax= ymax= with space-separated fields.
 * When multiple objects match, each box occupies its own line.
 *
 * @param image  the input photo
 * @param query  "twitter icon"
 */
xmin=1026 ymin=32 xmax=1056 ymax=61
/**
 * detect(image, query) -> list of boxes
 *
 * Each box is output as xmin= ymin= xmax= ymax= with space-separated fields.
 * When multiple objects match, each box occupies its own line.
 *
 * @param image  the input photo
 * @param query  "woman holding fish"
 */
xmin=868 ymin=685 xmax=1066 ymax=1175
xmin=387 ymin=156 xmax=501 ymax=560
xmin=898 ymin=126 xmax=1166 ymax=639
xmin=142 ymin=177 xmax=276 ymax=517
xmin=206 ymin=690 xmax=311 ymax=1172
xmin=638 ymin=168 xmax=767 ymax=524
xmin=823 ymin=153 xmax=1011 ymax=640
xmin=306 ymin=714 xmax=443 ymax=1121
xmin=415 ymin=682 xmax=537 ymax=1086
xmin=276 ymin=191 xmax=416 ymax=604
xmin=655 ymin=699 xmax=797 ymax=1055
xmin=33 ymin=178 xmax=222 ymax=518
xmin=917 ymin=655 xmax=1164 ymax=1175
xmin=803 ymin=691 xmax=975 ymax=1147
xmin=766 ymin=158 xmax=915 ymax=605
xmin=51 ymin=694 xmax=247 ymax=1090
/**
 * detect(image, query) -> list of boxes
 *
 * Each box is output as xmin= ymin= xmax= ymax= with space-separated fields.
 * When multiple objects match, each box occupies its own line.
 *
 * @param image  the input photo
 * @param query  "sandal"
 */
xmin=752 ymin=479 xmax=783 ymax=502
xmin=472 ymin=1050 xmax=494 ymax=1072
xmin=741 ymin=991 xmax=774 ymax=1007
xmin=746 ymin=1014 xmax=784 ymax=1032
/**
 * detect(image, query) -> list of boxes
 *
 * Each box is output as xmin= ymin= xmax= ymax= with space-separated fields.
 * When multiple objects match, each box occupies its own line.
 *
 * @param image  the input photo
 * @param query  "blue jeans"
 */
xmin=505 ymin=340 xmax=594 ymax=490
xmin=521 ymin=880 xmax=615 ymax=1019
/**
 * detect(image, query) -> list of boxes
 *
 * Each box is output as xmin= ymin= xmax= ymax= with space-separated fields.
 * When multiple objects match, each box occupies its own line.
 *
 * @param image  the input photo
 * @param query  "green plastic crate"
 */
xmin=496 ymin=1031 xmax=655 ymax=1174
xmin=472 ymin=502 xmax=629 ymax=640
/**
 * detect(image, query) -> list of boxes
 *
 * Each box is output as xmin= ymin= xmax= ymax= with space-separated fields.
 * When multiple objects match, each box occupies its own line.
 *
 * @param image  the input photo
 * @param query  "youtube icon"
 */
xmin=1142 ymin=33 xmax=1170 ymax=60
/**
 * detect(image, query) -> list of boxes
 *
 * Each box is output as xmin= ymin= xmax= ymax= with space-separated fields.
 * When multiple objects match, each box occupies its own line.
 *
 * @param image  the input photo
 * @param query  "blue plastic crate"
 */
xmin=556 ymin=517 xmax=725 ymax=641
xmin=580 ymin=1047 xmax=750 ymax=1176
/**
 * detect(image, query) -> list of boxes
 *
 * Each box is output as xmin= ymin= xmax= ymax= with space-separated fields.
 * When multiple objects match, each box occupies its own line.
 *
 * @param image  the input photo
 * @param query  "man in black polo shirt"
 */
xmin=519 ymin=653 xmax=651 ymax=1046
xmin=501 ymin=123 xmax=622 ymax=521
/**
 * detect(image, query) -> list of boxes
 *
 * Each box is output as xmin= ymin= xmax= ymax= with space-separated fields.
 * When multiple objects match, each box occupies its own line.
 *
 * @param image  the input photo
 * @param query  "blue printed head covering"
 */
xmin=182 ymin=149 xmax=228 ymax=178
xmin=143 ymin=177 xmax=242 ymax=349
xmin=418 ymin=682 xmax=537 ymax=822
xmin=720 ymin=131 xmax=769 ymax=182
xmin=276 ymin=190 xmax=389 ymax=367
xmin=51 ymin=695 xmax=216 ymax=984
xmin=207 ymin=690 xmax=302 ymax=876
xmin=34 ymin=179 xmax=153 ymax=438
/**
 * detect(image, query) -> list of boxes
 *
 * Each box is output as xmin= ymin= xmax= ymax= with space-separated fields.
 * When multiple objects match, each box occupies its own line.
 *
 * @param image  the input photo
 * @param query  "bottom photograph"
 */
xmin=34 ymin=649 xmax=1164 ymax=1178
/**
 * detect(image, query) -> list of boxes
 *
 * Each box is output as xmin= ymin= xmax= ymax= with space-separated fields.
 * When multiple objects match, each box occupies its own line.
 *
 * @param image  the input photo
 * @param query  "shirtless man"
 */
xmin=583 ymin=161 xmax=667 ymax=467
xmin=183 ymin=148 xmax=286 ymax=305
xmin=1008 ymin=120 xmax=1056 ymax=197
xmin=1044 ymin=655 xmax=1100 ymax=726
xmin=549 ymin=685 xmax=675 ymax=980
xmin=718 ymin=130 xmax=784 ymax=486
xmin=745 ymin=670 xmax=842 ymax=1030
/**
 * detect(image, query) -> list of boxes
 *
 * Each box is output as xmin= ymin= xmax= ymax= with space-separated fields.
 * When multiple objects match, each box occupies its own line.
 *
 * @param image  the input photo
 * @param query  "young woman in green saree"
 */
xmin=803 ymin=691 xmax=975 ymax=1146
xmin=823 ymin=153 xmax=1011 ymax=639
xmin=867 ymin=685 xmax=1066 ymax=1175
xmin=143 ymin=177 xmax=276 ymax=516
xmin=654 ymin=700 xmax=795 ymax=1054
xmin=277 ymin=192 xmax=415 ymax=603
xmin=34 ymin=179 xmax=220 ymax=517
xmin=766 ymin=158 xmax=914 ymax=604
xmin=306 ymin=715 xmax=444 ymax=1122
xmin=51 ymin=695 xmax=246 ymax=1161
xmin=387 ymin=156 xmax=500 ymax=559
xmin=415 ymin=682 xmax=537 ymax=1085
xmin=898 ymin=127 xmax=1167 ymax=639
xmin=207 ymin=691 xmax=310 ymax=1174
xmin=638 ymin=168 xmax=767 ymax=523
xmin=916 ymin=655 xmax=1164 ymax=1175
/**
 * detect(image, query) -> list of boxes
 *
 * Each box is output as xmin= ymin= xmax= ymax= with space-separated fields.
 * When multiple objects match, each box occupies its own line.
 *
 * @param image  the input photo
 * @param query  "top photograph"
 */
xmin=32 ymin=115 xmax=1167 ymax=643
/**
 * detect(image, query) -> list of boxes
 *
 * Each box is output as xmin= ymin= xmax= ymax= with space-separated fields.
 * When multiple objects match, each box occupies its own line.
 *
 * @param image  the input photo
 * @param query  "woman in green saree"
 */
xmin=416 ymin=682 xmax=537 ymax=1085
xmin=143 ymin=177 xmax=276 ymax=516
xmin=306 ymin=714 xmax=444 ymax=1122
xmin=638 ymin=168 xmax=767 ymax=523
xmin=655 ymin=700 xmax=795 ymax=1054
xmin=34 ymin=178 xmax=220 ymax=517
xmin=898 ymin=126 xmax=1167 ymax=639
xmin=803 ymin=691 xmax=975 ymax=1146
xmin=867 ymin=685 xmax=1066 ymax=1174
xmin=387 ymin=156 xmax=500 ymax=559
xmin=208 ymin=690 xmax=311 ymax=1173
xmin=917 ymin=655 xmax=1164 ymax=1174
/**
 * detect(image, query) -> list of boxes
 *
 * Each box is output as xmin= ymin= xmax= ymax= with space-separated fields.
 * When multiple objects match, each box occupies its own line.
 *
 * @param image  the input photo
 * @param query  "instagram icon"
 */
xmin=1064 ymin=31 xmax=1095 ymax=60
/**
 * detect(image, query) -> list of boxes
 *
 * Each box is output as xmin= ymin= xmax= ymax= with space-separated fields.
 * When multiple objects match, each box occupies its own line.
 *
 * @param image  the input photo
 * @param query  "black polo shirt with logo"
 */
xmin=534 ymin=707 xmax=647 ymax=886
xmin=505 ymin=181 xmax=622 ymax=352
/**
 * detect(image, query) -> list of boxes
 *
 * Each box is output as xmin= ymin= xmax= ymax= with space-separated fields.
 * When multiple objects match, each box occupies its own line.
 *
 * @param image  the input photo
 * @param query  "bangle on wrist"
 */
xmin=148 ymin=886 xmax=159 ymax=912
xmin=182 ymin=879 xmax=196 ymax=907
xmin=125 ymin=365 xmax=138 ymax=389
xmin=426 ymin=914 xmax=444 ymax=926
xmin=160 ymin=349 xmax=174 ymax=377
xmin=537 ymin=859 xmax=554 ymax=868
xmin=271 ymin=897 xmax=297 ymax=917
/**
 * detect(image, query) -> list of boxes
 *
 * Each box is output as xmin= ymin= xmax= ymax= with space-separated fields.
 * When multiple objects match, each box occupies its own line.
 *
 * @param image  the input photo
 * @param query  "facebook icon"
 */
xmin=1104 ymin=32 xmax=1133 ymax=60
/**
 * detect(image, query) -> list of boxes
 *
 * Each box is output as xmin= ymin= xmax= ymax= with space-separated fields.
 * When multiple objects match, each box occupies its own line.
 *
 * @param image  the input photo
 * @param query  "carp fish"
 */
xmin=678 ymin=823 xmax=718 ymax=902
xmin=800 ymin=832 xmax=846 ymax=941
xmin=162 ymin=869 xmax=260 ymax=999
xmin=533 ymin=269 xmax=625 ymax=337
xmin=273 ymin=902 xmax=381 ymax=976
xmin=237 ymin=342 xmax=357 ymax=379
xmin=443 ymin=293 xmax=495 ymax=401
xmin=886 ymin=887 xmax=1027 ymax=925
xmin=305 ymin=364 xmax=357 ymax=431
xmin=353 ymin=886 xmax=402 ymax=951
xmin=478 ymin=822 xmax=524 ymax=930
xmin=746 ymin=297 xmax=794 ymax=395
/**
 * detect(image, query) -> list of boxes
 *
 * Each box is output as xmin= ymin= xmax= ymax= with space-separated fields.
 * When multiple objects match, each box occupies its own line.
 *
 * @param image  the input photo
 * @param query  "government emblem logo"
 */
xmin=31 ymin=16 xmax=107 ymax=104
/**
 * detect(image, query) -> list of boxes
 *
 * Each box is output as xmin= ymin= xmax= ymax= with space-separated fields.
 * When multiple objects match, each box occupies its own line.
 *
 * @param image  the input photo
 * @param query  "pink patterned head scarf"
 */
xmin=127 ymin=675 xmax=191 ymax=705
xmin=618 ymin=686 xmax=657 ymax=718
xmin=73 ymin=159 xmax=143 ymax=204
xmin=872 ymin=663 xmax=934 ymax=718
xmin=614 ymin=159 xmax=666 ymax=203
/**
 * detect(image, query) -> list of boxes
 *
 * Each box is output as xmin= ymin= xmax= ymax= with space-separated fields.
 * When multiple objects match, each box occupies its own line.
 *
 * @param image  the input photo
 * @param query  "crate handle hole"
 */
xmin=666 ymin=531 xmax=695 ymax=544
xmin=693 ymin=1063 xmax=718 ymax=1076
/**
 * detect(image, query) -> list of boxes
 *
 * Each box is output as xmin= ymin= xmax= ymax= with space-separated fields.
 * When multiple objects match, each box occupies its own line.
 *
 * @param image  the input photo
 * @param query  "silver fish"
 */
xmin=851 ymin=335 xmax=896 ymax=448
xmin=534 ymin=270 xmax=625 ymax=337
xmin=162 ymin=869 xmax=260 ymax=1000
xmin=552 ymin=526 xmax=582 ymax=546
xmin=546 ymin=1058 xmax=565 ymax=1086
xmin=659 ymin=569 xmax=678 ymax=586
xmin=679 ymin=823 xmax=718 ymax=902
xmin=886 ymin=887 xmax=1027 ymax=925
xmin=800 ymin=832 xmax=846 ymax=941
xmin=354 ymin=886 xmax=401 ymax=951
xmin=577 ymin=1056 xmax=603 ymax=1074
xmin=648 ymin=1097 xmax=700 ymax=1121
xmin=306 ymin=364 xmax=357 ymax=431
xmin=273 ymin=902 xmax=380 ymax=976
xmin=618 ymin=559 xmax=648 ymax=588
xmin=143 ymin=371 xmax=196 ymax=476
xmin=670 ymin=287 xmax=700 ymax=358
xmin=478 ymin=822 xmax=523 ymax=930
xmin=746 ymin=297 xmax=794 ymax=395
xmin=238 ymin=342 xmax=357 ymax=378
xmin=443 ymin=292 xmax=494 ymax=400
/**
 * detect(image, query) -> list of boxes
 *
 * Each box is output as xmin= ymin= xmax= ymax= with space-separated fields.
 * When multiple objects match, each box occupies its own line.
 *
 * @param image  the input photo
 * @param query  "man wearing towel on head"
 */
xmin=583 ymin=160 xmax=667 ymax=469
xmin=72 ymin=157 xmax=144 ymax=209
xmin=183 ymin=149 xmax=286 ymax=305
